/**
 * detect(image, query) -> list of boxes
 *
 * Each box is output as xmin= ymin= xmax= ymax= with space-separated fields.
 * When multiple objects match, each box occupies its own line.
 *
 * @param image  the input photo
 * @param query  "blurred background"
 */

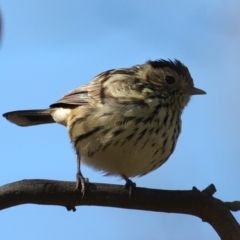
xmin=1 ymin=1 xmax=240 ymax=239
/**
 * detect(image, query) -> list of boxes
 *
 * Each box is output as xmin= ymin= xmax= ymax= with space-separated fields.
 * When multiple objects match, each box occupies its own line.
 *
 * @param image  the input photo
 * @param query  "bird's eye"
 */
xmin=165 ymin=75 xmax=176 ymax=85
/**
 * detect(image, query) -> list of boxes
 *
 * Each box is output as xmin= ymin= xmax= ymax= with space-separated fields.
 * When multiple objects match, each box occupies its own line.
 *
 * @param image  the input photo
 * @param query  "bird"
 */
xmin=3 ymin=59 xmax=206 ymax=195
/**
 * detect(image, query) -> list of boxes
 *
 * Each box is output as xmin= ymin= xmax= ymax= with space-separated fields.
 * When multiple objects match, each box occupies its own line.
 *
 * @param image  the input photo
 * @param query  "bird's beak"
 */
xmin=186 ymin=87 xmax=206 ymax=95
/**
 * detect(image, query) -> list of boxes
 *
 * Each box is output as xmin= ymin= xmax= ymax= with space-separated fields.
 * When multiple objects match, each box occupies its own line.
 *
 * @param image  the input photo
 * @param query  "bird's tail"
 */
xmin=2 ymin=109 xmax=55 ymax=127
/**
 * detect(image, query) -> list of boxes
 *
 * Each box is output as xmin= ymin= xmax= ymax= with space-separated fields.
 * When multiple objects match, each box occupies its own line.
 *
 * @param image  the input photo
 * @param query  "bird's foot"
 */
xmin=121 ymin=174 xmax=136 ymax=197
xmin=76 ymin=173 xmax=89 ymax=198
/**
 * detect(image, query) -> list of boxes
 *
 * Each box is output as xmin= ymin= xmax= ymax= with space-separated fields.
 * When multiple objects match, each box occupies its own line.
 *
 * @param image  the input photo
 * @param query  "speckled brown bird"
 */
xmin=3 ymin=59 xmax=206 ymax=195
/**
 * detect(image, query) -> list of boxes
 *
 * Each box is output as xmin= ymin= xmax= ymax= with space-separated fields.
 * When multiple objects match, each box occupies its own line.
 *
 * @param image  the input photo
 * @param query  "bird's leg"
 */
xmin=121 ymin=174 xmax=136 ymax=196
xmin=76 ymin=153 xmax=89 ymax=197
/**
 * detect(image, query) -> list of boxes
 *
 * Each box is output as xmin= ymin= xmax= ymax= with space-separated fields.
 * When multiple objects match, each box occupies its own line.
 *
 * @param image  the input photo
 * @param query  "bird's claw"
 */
xmin=124 ymin=179 xmax=136 ymax=197
xmin=76 ymin=173 xmax=89 ymax=198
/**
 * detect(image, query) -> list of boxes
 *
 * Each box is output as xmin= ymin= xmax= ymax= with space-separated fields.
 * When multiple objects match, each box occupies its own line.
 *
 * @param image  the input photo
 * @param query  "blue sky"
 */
xmin=1 ymin=1 xmax=240 ymax=239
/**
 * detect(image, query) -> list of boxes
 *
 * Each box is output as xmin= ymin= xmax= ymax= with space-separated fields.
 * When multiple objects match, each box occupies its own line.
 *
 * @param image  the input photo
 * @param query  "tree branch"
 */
xmin=0 ymin=179 xmax=239 ymax=239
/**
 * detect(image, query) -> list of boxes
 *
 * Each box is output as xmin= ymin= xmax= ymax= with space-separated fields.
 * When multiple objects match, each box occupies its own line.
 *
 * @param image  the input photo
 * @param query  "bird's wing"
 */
xmin=49 ymin=70 xmax=113 ymax=108
xmin=50 ymin=68 xmax=147 ymax=108
xmin=50 ymin=84 xmax=97 ymax=107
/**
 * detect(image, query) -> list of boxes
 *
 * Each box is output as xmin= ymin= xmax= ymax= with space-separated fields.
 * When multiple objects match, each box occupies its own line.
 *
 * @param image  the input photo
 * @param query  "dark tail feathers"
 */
xmin=2 ymin=109 xmax=55 ymax=127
